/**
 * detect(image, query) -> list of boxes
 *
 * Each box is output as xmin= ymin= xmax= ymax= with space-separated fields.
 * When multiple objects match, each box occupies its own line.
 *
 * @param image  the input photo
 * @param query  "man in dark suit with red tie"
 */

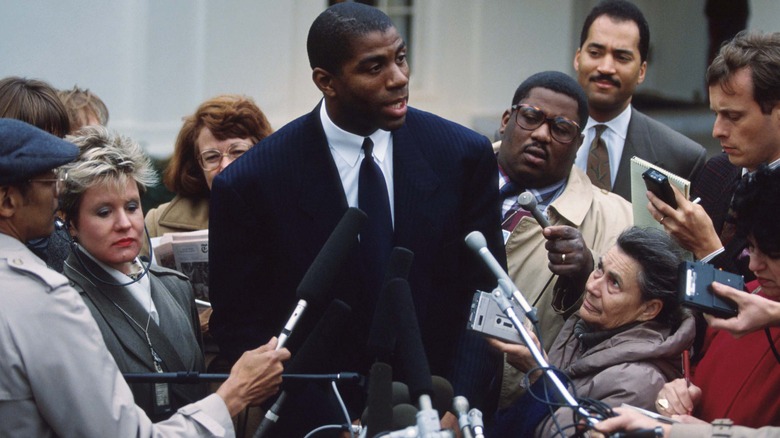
xmin=208 ymin=2 xmax=505 ymax=434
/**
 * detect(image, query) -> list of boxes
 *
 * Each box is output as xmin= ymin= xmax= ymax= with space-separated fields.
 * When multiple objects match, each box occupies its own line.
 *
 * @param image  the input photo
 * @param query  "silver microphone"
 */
xmin=517 ymin=191 xmax=551 ymax=228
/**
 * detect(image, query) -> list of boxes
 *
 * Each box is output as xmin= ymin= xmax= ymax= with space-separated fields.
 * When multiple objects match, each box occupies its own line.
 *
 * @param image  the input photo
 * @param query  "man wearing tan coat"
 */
xmin=493 ymin=71 xmax=632 ymax=408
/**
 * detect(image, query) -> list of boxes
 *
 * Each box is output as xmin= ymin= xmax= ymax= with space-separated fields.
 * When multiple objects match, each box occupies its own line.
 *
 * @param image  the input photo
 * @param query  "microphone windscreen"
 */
xmin=391 ymin=404 xmax=419 ymax=430
xmin=464 ymin=231 xmax=487 ymax=252
xmin=430 ymin=376 xmax=454 ymax=418
xmin=285 ymin=299 xmax=352 ymax=375
xmin=393 ymin=278 xmax=433 ymax=400
xmin=383 ymin=247 xmax=414 ymax=283
xmin=296 ymin=207 xmax=366 ymax=303
xmin=365 ymin=362 xmax=393 ymax=438
xmin=391 ymin=381 xmax=410 ymax=406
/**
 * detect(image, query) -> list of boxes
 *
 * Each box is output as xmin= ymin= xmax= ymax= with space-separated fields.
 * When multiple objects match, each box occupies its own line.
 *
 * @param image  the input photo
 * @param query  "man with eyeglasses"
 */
xmin=493 ymin=71 xmax=632 ymax=409
xmin=572 ymin=0 xmax=706 ymax=201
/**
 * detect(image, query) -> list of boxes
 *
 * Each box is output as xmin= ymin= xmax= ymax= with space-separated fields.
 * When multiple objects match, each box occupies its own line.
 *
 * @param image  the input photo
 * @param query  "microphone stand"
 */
xmin=489 ymin=288 xmax=599 ymax=427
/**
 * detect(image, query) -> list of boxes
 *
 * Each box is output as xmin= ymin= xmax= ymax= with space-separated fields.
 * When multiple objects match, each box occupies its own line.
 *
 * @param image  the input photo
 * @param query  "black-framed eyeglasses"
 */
xmin=197 ymin=143 xmax=253 ymax=171
xmin=511 ymin=104 xmax=581 ymax=144
xmin=28 ymin=173 xmax=66 ymax=196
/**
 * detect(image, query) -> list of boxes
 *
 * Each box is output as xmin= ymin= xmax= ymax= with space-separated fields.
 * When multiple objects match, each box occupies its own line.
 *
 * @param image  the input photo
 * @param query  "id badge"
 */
xmin=153 ymin=382 xmax=171 ymax=415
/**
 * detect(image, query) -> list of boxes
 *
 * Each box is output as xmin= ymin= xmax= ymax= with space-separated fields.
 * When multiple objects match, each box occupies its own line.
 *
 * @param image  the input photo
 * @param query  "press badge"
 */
xmin=153 ymin=382 xmax=171 ymax=414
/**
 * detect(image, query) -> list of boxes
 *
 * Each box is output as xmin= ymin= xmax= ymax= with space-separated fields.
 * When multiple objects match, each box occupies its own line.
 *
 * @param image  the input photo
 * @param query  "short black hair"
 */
xmin=307 ymin=2 xmax=395 ymax=75
xmin=734 ymin=165 xmax=780 ymax=256
xmin=617 ymin=226 xmax=685 ymax=328
xmin=579 ymin=0 xmax=650 ymax=63
xmin=511 ymin=71 xmax=589 ymax=128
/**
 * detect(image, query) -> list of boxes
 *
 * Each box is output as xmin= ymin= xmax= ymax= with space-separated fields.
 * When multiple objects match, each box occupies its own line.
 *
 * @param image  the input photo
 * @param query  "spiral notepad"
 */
xmin=630 ymin=156 xmax=691 ymax=230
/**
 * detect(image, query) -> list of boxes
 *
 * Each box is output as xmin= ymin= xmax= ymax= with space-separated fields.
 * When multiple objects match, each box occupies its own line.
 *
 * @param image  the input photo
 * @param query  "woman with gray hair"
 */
xmin=58 ymin=126 xmax=207 ymax=422
xmin=488 ymin=227 xmax=696 ymax=437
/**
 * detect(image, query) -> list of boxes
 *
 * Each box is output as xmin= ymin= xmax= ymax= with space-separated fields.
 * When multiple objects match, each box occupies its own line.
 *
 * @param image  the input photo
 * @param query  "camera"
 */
xmin=678 ymin=261 xmax=742 ymax=318
xmin=642 ymin=168 xmax=677 ymax=209
xmin=467 ymin=290 xmax=525 ymax=344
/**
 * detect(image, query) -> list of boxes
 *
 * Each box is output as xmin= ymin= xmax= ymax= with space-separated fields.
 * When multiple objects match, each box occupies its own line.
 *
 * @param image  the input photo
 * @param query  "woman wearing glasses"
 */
xmin=59 ymin=126 xmax=207 ymax=422
xmin=144 ymin=94 xmax=273 ymax=240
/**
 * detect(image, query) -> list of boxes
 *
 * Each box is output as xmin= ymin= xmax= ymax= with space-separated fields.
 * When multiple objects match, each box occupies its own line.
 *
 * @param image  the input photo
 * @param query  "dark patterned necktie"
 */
xmin=587 ymin=124 xmax=611 ymax=190
xmin=500 ymin=182 xmax=530 ymax=233
xmin=358 ymin=137 xmax=393 ymax=296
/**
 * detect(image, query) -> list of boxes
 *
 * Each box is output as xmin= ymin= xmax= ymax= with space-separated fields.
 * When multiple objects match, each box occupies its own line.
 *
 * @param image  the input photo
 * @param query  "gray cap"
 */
xmin=0 ymin=118 xmax=79 ymax=185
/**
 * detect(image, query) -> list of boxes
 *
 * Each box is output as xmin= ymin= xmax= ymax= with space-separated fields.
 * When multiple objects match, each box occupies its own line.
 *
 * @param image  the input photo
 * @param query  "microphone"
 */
xmin=391 ymin=404 xmax=419 ymax=430
xmin=468 ymin=409 xmax=485 ymax=438
xmin=392 ymin=381 xmax=411 ymax=405
xmin=368 ymin=247 xmax=415 ymax=361
xmin=430 ymin=376 xmax=454 ymax=420
xmin=365 ymin=247 xmax=414 ymax=437
xmin=452 ymin=396 xmax=473 ymax=438
xmin=517 ymin=191 xmax=551 ymax=228
xmin=277 ymin=207 xmax=366 ymax=350
xmin=464 ymin=231 xmax=538 ymax=324
xmin=254 ymin=299 xmax=353 ymax=438
xmin=365 ymin=362 xmax=393 ymax=437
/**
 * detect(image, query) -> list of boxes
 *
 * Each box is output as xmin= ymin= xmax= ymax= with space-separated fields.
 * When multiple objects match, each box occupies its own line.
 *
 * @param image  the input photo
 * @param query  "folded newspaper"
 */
xmin=152 ymin=229 xmax=209 ymax=302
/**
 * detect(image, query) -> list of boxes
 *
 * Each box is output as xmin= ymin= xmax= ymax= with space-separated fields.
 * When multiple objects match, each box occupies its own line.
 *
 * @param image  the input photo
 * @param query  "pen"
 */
xmin=691 ymin=197 xmax=701 ymax=205
xmin=682 ymin=349 xmax=691 ymax=387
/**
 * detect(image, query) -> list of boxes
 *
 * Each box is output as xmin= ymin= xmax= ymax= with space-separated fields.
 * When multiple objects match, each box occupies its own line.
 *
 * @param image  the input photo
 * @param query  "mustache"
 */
xmin=520 ymin=141 xmax=548 ymax=160
xmin=589 ymin=74 xmax=620 ymax=87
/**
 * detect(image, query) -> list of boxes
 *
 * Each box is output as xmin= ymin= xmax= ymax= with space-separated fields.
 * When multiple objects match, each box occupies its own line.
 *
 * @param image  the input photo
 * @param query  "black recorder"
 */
xmin=678 ymin=261 xmax=742 ymax=319
xmin=642 ymin=168 xmax=677 ymax=209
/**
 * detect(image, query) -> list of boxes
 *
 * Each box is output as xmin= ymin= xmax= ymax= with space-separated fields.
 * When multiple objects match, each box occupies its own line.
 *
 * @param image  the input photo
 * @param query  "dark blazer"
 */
xmin=691 ymin=153 xmax=752 ymax=278
xmin=208 ymin=104 xmax=505 ymax=428
xmin=612 ymin=109 xmax=707 ymax=201
xmin=63 ymin=249 xmax=206 ymax=422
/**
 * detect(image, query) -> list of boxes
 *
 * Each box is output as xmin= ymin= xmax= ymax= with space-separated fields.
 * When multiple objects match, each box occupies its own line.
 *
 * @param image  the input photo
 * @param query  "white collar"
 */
xmin=319 ymin=100 xmax=391 ymax=167
xmin=584 ymin=104 xmax=632 ymax=140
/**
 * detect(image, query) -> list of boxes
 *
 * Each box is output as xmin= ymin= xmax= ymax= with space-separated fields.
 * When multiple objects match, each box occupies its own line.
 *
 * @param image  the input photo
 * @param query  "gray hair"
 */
xmin=616 ymin=227 xmax=685 ymax=328
xmin=59 ymin=126 xmax=156 ymax=226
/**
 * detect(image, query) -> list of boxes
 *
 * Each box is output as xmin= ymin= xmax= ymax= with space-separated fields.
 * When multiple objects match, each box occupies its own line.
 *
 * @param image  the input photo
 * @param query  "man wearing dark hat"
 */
xmin=0 ymin=118 xmax=290 ymax=437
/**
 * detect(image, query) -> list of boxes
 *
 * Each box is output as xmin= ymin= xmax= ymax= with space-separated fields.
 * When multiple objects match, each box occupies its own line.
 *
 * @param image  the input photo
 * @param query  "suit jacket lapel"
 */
xmin=297 ymin=105 xmax=351 ymax=231
xmin=614 ymin=110 xmax=661 ymax=198
xmin=65 ymin=251 xmax=189 ymax=372
xmin=65 ymin=252 xmax=156 ymax=368
xmin=392 ymin=124 xmax=440 ymax=246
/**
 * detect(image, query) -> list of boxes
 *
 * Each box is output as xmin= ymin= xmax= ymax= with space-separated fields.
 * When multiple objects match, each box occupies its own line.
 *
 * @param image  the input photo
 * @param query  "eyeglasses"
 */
xmin=197 ymin=143 xmax=253 ymax=171
xmin=511 ymin=104 xmax=581 ymax=144
xmin=28 ymin=173 xmax=66 ymax=196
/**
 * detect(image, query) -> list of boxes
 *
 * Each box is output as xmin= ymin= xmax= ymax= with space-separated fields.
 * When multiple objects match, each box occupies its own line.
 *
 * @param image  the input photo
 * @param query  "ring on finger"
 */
xmin=659 ymin=216 xmax=666 ymax=224
xmin=656 ymin=398 xmax=670 ymax=410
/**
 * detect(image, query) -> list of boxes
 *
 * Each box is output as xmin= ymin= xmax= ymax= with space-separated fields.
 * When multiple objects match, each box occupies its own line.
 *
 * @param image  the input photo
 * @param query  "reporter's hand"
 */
xmin=486 ymin=333 xmax=544 ymax=383
xmin=655 ymin=378 xmax=702 ymax=417
xmin=592 ymin=407 xmax=670 ymax=437
xmin=216 ymin=337 xmax=291 ymax=416
xmin=704 ymin=282 xmax=780 ymax=337
xmin=544 ymin=226 xmax=594 ymax=284
xmin=646 ymin=186 xmax=722 ymax=259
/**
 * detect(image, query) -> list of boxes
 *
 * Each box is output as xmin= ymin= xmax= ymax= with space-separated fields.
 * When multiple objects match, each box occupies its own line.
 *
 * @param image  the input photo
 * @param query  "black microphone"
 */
xmin=368 ymin=247 xmax=415 ymax=362
xmin=610 ymin=429 xmax=665 ymax=438
xmin=391 ymin=403 xmax=418 ymax=430
xmin=365 ymin=362 xmax=393 ymax=437
xmin=465 ymin=231 xmax=538 ymax=324
xmin=430 ymin=376 xmax=454 ymax=419
xmin=364 ymin=247 xmax=414 ymax=437
xmin=254 ymin=299 xmax=353 ymax=438
xmin=392 ymin=381 xmax=410 ymax=406
xmin=452 ymin=396 xmax=474 ymax=438
xmin=277 ymin=207 xmax=366 ymax=350
xmin=517 ymin=191 xmax=551 ymax=228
